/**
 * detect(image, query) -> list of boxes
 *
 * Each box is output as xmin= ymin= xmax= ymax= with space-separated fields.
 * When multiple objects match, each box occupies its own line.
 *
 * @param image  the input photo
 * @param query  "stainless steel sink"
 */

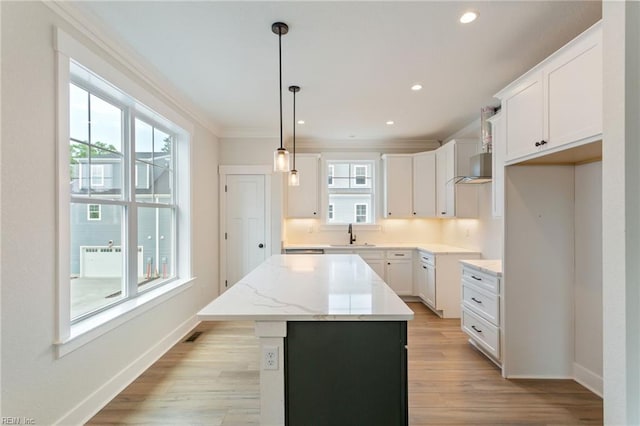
xmin=329 ymin=244 xmax=376 ymax=247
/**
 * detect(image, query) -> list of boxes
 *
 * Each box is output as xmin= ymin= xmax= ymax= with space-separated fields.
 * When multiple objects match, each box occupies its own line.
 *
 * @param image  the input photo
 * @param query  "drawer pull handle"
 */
xmin=471 ymin=325 xmax=482 ymax=333
xmin=394 ymin=254 xmax=404 ymax=257
xmin=471 ymin=297 xmax=482 ymax=304
xmin=471 ymin=275 xmax=482 ymax=281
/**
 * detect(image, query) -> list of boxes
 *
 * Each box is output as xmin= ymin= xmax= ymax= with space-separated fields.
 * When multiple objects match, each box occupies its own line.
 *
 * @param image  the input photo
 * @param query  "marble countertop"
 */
xmin=459 ymin=259 xmax=503 ymax=276
xmin=198 ymin=254 xmax=414 ymax=322
xmin=284 ymin=242 xmax=481 ymax=255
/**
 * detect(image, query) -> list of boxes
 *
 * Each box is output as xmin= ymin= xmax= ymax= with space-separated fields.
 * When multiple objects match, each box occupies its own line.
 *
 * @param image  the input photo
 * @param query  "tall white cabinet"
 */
xmin=287 ymin=154 xmax=320 ymax=218
xmin=382 ymin=155 xmax=414 ymax=218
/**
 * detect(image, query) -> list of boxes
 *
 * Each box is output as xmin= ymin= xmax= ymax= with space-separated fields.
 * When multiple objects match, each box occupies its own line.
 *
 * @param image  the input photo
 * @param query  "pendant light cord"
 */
xmin=278 ymin=28 xmax=284 ymax=150
xmin=292 ymin=89 xmax=296 ymax=169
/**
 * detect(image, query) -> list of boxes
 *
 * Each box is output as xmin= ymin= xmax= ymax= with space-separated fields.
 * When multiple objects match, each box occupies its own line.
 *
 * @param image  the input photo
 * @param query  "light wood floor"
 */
xmin=88 ymin=302 xmax=602 ymax=425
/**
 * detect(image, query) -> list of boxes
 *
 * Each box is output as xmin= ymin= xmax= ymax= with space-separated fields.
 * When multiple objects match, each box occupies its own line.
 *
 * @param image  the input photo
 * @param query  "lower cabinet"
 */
xmin=460 ymin=262 xmax=502 ymax=364
xmin=356 ymin=250 xmax=385 ymax=279
xmin=416 ymin=250 xmax=481 ymax=318
xmin=385 ymin=251 xmax=413 ymax=296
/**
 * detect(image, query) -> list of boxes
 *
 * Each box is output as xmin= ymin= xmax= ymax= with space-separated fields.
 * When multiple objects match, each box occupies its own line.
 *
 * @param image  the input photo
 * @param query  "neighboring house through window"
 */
xmin=355 ymin=203 xmax=367 ymax=223
xmin=87 ymin=204 xmax=101 ymax=221
xmin=324 ymin=159 xmax=375 ymax=225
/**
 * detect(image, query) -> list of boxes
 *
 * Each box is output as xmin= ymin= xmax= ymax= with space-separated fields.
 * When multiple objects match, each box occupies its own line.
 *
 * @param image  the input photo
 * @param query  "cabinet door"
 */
xmin=504 ymin=74 xmax=544 ymax=162
xmin=412 ymin=152 xmax=436 ymax=217
xmin=385 ymin=260 xmax=413 ymax=295
xmin=545 ymin=31 xmax=602 ymax=148
xmin=365 ymin=259 xmax=386 ymax=280
xmin=384 ymin=156 xmax=413 ymax=218
xmin=425 ymin=264 xmax=436 ymax=308
xmin=416 ymin=262 xmax=428 ymax=301
xmin=287 ymin=155 xmax=319 ymax=218
xmin=490 ymin=113 xmax=506 ymax=218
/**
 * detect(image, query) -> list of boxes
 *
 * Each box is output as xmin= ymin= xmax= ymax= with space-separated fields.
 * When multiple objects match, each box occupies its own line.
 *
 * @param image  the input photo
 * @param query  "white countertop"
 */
xmin=459 ymin=259 xmax=502 ymax=276
xmin=284 ymin=242 xmax=481 ymax=255
xmin=198 ymin=254 xmax=414 ymax=321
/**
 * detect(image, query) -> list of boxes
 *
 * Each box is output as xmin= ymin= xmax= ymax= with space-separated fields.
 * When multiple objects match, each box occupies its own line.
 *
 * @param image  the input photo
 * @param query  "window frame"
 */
xmin=319 ymin=153 xmax=381 ymax=230
xmin=90 ymin=164 xmax=105 ymax=187
xmin=55 ymin=28 xmax=194 ymax=357
xmin=352 ymin=164 xmax=368 ymax=187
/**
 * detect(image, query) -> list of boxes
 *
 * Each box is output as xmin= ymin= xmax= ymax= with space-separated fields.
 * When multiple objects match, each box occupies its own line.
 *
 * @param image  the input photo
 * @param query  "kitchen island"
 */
xmin=198 ymin=254 xmax=414 ymax=426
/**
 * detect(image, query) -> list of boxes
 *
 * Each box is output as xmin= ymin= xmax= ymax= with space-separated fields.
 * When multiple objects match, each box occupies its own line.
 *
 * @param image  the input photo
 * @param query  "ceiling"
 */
xmin=71 ymin=1 xmax=601 ymax=142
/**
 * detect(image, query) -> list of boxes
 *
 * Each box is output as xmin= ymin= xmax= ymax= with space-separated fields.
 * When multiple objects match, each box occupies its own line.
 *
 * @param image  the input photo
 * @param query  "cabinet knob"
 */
xmin=413 ymin=212 xmax=416 ymax=215
xmin=441 ymin=212 xmax=446 ymax=215
xmin=258 ymin=243 xmax=264 ymax=248
xmin=540 ymin=140 xmax=547 ymax=145
xmin=387 ymin=262 xmax=391 ymax=265
xmin=388 ymin=212 xmax=392 ymax=216
xmin=313 ymin=212 xmax=317 ymax=215
xmin=535 ymin=141 xmax=541 ymax=147
xmin=422 ymin=266 xmax=427 ymax=269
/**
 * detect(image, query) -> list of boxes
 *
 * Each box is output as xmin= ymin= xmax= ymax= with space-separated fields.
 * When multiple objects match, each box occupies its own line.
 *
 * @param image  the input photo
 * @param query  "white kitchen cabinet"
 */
xmin=417 ymin=249 xmax=481 ymax=318
xmin=385 ymin=250 xmax=413 ymax=295
xmin=382 ymin=155 xmax=413 ymax=218
xmin=460 ymin=261 xmax=502 ymax=364
xmin=412 ymin=152 xmax=436 ymax=217
xmin=355 ymin=250 xmax=385 ymax=279
xmin=497 ymin=22 xmax=602 ymax=164
xmin=488 ymin=112 xmax=505 ymax=218
xmin=435 ymin=140 xmax=479 ymax=218
xmin=416 ymin=251 xmax=435 ymax=307
xmin=287 ymin=154 xmax=320 ymax=218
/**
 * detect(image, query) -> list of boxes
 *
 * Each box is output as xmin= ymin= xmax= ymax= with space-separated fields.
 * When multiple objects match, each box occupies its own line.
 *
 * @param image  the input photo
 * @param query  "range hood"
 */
xmin=456 ymin=152 xmax=492 ymax=184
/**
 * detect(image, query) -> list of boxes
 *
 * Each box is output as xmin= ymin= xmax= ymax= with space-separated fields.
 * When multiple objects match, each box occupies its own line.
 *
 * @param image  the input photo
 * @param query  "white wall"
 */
xmin=574 ymin=161 xmax=603 ymax=394
xmin=285 ymin=217 xmax=442 ymax=245
xmin=440 ymin=183 xmax=503 ymax=259
xmin=0 ymin=2 xmax=219 ymax=423
xmin=602 ymin=2 xmax=640 ymax=423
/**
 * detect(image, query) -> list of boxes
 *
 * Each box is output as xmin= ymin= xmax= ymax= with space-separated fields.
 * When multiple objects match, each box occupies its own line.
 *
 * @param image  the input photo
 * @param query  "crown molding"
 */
xmin=44 ymin=1 xmax=222 ymax=137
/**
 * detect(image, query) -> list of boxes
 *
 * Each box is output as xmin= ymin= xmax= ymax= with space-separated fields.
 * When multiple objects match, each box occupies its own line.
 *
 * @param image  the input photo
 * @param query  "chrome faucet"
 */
xmin=348 ymin=223 xmax=356 ymax=245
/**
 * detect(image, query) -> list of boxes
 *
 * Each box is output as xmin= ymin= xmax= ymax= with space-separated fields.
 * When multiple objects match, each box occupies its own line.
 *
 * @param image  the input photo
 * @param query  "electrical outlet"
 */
xmin=262 ymin=346 xmax=279 ymax=370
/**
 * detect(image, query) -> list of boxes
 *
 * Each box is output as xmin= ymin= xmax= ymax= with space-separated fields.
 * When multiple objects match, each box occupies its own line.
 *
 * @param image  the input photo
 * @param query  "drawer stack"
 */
xmin=460 ymin=261 xmax=502 ymax=364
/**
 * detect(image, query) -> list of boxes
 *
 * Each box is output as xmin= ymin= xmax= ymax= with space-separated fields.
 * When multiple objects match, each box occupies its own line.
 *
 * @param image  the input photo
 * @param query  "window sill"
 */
xmin=55 ymin=277 xmax=195 ymax=358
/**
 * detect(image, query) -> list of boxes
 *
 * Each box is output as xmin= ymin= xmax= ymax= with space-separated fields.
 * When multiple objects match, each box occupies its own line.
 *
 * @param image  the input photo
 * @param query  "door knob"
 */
xmin=258 ymin=243 xmax=264 ymax=248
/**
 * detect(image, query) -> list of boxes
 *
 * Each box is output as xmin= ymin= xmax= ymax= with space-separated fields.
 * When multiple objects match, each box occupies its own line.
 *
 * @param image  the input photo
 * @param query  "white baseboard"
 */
xmin=573 ymin=362 xmax=603 ymax=397
xmin=54 ymin=315 xmax=200 ymax=425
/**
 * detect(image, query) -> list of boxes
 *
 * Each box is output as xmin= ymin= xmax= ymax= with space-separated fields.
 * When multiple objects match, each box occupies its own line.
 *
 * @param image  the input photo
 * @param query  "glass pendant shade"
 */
xmin=274 ymin=147 xmax=290 ymax=172
xmin=289 ymin=169 xmax=300 ymax=186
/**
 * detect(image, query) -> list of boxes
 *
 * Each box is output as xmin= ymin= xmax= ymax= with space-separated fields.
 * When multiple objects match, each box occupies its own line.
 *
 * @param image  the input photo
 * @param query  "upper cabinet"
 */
xmin=382 ymin=155 xmax=414 ymax=218
xmin=412 ymin=152 xmax=436 ymax=217
xmin=435 ymin=140 xmax=479 ymax=218
xmin=496 ymin=22 xmax=602 ymax=164
xmin=287 ymin=154 xmax=320 ymax=218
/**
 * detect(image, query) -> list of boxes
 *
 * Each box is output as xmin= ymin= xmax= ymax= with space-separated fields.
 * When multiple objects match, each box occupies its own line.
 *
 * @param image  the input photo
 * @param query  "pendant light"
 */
xmin=272 ymin=22 xmax=290 ymax=172
xmin=288 ymin=85 xmax=300 ymax=186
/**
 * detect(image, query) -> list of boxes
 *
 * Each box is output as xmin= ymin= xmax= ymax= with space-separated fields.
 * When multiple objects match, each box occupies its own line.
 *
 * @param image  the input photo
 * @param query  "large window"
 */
xmin=68 ymin=62 xmax=180 ymax=322
xmin=325 ymin=160 xmax=375 ymax=224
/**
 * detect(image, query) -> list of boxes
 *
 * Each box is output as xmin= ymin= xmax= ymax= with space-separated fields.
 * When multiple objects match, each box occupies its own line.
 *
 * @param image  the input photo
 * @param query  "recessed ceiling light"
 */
xmin=386 ymin=120 xmax=395 ymax=125
xmin=411 ymin=84 xmax=423 ymax=91
xmin=460 ymin=11 xmax=478 ymax=24
xmin=297 ymin=120 xmax=305 ymax=125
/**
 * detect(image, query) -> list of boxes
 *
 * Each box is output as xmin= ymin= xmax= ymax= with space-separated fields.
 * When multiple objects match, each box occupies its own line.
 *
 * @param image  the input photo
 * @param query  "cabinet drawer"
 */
xmin=386 ymin=250 xmax=413 ymax=260
xmin=417 ymin=251 xmax=434 ymax=265
xmin=356 ymin=250 xmax=384 ymax=260
xmin=462 ymin=308 xmax=500 ymax=360
xmin=462 ymin=267 xmax=499 ymax=294
xmin=462 ymin=283 xmax=499 ymax=326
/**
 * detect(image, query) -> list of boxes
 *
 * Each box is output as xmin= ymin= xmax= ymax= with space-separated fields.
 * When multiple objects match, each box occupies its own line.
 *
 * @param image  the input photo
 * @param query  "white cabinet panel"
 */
xmin=385 ymin=260 xmax=413 ymax=296
xmin=383 ymin=155 xmax=413 ymax=218
xmin=504 ymin=75 xmax=544 ymax=162
xmin=287 ymin=154 xmax=319 ymax=218
xmin=412 ymin=152 xmax=436 ymax=217
xmin=435 ymin=140 xmax=478 ymax=218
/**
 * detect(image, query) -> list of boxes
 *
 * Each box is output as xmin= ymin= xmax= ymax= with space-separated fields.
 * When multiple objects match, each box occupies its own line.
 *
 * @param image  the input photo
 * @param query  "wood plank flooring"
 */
xmin=88 ymin=302 xmax=602 ymax=425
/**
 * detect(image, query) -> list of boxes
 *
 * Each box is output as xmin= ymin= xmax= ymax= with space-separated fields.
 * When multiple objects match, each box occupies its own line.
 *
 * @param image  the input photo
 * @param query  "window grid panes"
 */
xmin=69 ymin=77 xmax=178 ymax=322
xmin=326 ymin=161 xmax=374 ymax=224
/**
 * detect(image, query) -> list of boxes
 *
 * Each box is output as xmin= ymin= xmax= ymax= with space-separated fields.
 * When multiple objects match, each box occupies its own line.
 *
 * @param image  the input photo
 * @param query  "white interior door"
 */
xmin=225 ymin=174 xmax=266 ymax=289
